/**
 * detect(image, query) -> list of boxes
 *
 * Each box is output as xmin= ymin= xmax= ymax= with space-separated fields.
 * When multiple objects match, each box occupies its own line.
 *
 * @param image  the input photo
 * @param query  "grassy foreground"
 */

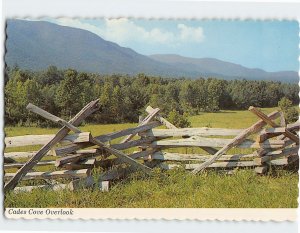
xmin=4 ymin=107 xmax=299 ymax=208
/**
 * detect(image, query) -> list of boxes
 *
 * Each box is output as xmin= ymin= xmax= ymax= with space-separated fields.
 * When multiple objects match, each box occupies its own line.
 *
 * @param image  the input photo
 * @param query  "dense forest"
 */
xmin=4 ymin=66 xmax=299 ymax=126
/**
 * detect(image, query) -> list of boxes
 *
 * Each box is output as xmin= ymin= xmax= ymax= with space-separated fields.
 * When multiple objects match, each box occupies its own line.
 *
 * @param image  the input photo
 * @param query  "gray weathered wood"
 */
xmin=68 ymin=176 xmax=94 ymax=191
xmin=279 ymin=112 xmax=286 ymax=127
xmin=255 ymin=166 xmax=269 ymax=174
xmin=160 ymin=161 xmax=257 ymax=170
xmin=4 ymin=99 xmax=99 ymax=192
xmin=53 ymin=123 xmax=159 ymax=156
xmin=90 ymin=137 xmax=152 ymax=175
xmin=151 ymin=151 xmax=256 ymax=162
xmin=254 ymin=147 xmax=299 ymax=165
xmin=257 ymin=127 xmax=286 ymax=142
xmin=4 ymin=149 xmax=97 ymax=159
xmin=287 ymin=121 xmax=300 ymax=132
xmin=54 ymin=136 xmax=156 ymax=156
xmin=191 ymin=110 xmax=281 ymax=174
xmin=277 ymin=121 xmax=300 ymax=140
xmin=95 ymin=149 xmax=156 ymax=168
xmin=62 ymin=158 xmax=96 ymax=170
xmin=121 ymin=108 xmax=160 ymax=143
xmin=4 ymin=151 xmax=39 ymax=159
xmin=55 ymin=150 xmax=100 ymax=167
xmin=99 ymin=181 xmax=109 ymax=192
xmin=146 ymin=106 xmax=237 ymax=156
xmin=138 ymin=115 xmax=144 ymax=124
xmin=97 ymin=121 xmax=160 ymax=143
xmin=13 ymin=184 xmax=68 ymax=193
xmin=27 ymin=103 xmax=81 ymax=133
xmin=249 ymin=106 xmax=299 ymax=144
xmin=13 ymin=176 xmax=94 ymax=193
xmin=5 ymin=132 xmax=91 ymax=148
xmin=4 ymin=160 xmax=56 ymax=169
xmin=140 ymin=128 xmax=243 ymax=138
xmin=253 ymin=148 xmax=272 ymax=157
xmin=160 ymin=156 xmax=296 ymax=170
xmin=146 ymin=106 xmax=177 ymax=129
xmin=149 ymin=137 xmax=284 ymax=149
xmin=268 ymin=154 xmax=299 ymax=165
xmin=5 ymin=169 xmax=91 ymax=181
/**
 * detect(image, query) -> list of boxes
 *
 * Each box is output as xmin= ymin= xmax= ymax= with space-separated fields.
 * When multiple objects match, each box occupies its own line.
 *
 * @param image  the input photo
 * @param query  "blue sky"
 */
xmin=44 ymin=18 xmax=299 ymax=72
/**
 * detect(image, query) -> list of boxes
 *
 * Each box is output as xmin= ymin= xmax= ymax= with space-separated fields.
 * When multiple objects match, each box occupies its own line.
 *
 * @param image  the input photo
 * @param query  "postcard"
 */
xmin=3 ymin=17 xmax=299 ymax=221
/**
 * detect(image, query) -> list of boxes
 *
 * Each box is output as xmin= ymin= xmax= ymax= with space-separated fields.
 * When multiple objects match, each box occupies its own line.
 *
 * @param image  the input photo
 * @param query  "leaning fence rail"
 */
xmin=3 ymin=101 xmax=299 ymax=193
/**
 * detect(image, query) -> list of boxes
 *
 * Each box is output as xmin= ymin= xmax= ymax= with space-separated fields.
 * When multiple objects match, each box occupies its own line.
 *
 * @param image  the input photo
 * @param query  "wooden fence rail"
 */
xmin=3 ymin=103 xmax=299 ymax=193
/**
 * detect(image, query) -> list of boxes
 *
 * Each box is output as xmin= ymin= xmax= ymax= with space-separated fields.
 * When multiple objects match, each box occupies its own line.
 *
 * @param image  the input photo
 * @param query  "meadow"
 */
xmin=4 ymin=107 xmax=299 ymax=208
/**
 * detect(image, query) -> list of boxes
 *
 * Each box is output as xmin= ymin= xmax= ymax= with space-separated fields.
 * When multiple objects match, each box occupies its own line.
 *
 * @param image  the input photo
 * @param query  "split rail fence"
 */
xmin=3 ymin=100 xmax=299 ymax=193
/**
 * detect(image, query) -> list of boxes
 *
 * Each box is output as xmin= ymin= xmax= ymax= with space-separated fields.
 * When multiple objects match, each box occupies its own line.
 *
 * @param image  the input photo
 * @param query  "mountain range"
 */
xmin=5 ymin=19 xmax=299 ymax=83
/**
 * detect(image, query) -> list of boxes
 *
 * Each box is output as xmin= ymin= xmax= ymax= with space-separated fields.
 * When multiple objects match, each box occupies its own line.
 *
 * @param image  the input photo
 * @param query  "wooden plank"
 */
xmin=4 ymin=160 xmax=56 ymax=169
xmin=5 ymin=132 xmax=91 ymax=148
xmin=160 ymin=157 xmax=296 ymax=171
xmin=140 ymin=128 xmax=243 ymax=137
xmin=146 ymin=106 xmax=177 ymax=129
xmin=279 ymin=112 xmax=286 ymax=127
xmin=254 ymin=147 xmax=299 ymax=165
xmin=95 ymin=149 xmax=156 ymax=168
xmin=267 ymin=154 xmax=299 ymax=166
xmin=13 ymin=176 xmax=94 ymax=193
xmin=13 ymin=184 xmax=68 ymax=193
xmin=27 ymin=103 xmax=81 ymax=133
xmin=149 ymin=137 xmax=284 ymax=149
xmin=4 ymin=151 xmax=38 ymax=159
xmin=99 ymin=181 xmax=109 ymax=192
xmin=62 ymin=158 xmax=96 ymax=170
xmin=253 ymin=148 xmax=272 ymax=157
xmin=121 ymin=108 xmax=160 ymax=143
xmin=4 ymin=149 xmax=97 ymax=159
xmin=60 ymin=121 xmax=82 ymax=134
xmin=287 ymin=121 xmax=300 ymax=132
xmin=191 ymin=110 xmax=281 ymax=174
xmin=277 ymin=121 xmax=300 ymax=140
xmin=4 ymin=99 xmax=99 ymax=192
xmin=96 ymin=121 xmax=160 ymax=143
xmin=160 ymin=161 xmax=256 ymax=170
xmin=53 ymin=126 xmax=158 ymax=156
xmin=146 ymin=106 xmax=217 ymax=155
xmin=68 ymin=176 xmax=94 ymax=191
xmin=54 ymin=136 xmax=155 ymax=156
xmin=4 ymin=169 xmax=91 ymax=181
xmin=55 ymin=150 xmax=101 ymax=167
xmin=255 ymin=166 xmax=269 ymax=174
xmin=90 ymin=137 xmax=152 ymax=175
xmin=257 ymin=127 xmax=286 ymax=142
xmin=151 ymin=151 xmax=256 ymax=162
xmin=249 ymin=106 xmax=299 ymax=144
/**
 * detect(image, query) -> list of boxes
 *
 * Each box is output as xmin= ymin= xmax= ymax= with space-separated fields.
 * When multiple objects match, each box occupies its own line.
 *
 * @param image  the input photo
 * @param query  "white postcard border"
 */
xmin=4 ymin=208 xmax=297 ymax=221
xmin=1 ymin=1 xmax=300 ymax=232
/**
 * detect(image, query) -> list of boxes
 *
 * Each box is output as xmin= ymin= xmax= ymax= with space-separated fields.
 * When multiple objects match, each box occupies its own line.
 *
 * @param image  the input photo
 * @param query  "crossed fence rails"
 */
xmin=3 ymin=100 xmax=299 ymax=193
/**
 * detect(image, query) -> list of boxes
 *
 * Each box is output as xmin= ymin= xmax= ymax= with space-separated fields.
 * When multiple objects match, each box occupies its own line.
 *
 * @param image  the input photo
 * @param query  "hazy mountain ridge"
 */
xmin=149 ymin=54 xmax=298 ymax=82
xmin=5 ymin=19 xmax=299 ymax=83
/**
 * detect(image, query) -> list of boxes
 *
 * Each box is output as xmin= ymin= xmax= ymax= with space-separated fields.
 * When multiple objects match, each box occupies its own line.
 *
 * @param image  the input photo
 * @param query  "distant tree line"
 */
xmin=4 ymin=66 xmax=299 ymax=126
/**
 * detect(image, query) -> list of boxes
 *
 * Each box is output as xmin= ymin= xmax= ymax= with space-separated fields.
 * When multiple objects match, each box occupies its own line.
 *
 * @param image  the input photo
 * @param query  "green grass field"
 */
xmin=4 ymin=107 xmax=299 ymax=208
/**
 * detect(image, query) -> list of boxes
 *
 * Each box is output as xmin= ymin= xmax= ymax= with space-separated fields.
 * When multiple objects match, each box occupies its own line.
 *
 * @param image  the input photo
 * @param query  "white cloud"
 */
xmin=177 ymin=24 xmax=204 ymax=42
xmin=53 ymin=18 xmax=204 ymax=45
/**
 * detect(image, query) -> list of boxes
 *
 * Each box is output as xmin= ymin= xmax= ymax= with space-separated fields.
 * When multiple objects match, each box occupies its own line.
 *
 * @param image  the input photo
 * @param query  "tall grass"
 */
xmin=5 ymin=169 xmax=298 ymax=208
